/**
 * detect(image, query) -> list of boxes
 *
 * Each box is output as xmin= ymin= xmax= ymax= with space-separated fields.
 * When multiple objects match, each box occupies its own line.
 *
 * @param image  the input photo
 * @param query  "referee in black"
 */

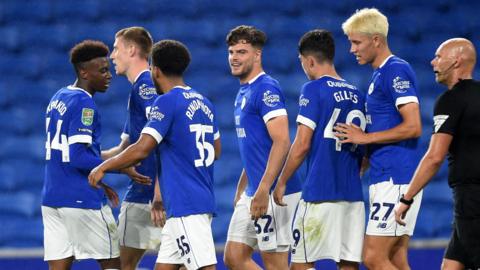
xmin=394 ymin=38 xmax=480 ymax=270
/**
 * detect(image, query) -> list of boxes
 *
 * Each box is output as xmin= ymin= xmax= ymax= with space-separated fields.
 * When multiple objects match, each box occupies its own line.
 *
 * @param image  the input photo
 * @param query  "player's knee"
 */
xmin=362 ymin=251 xmax=381 ymax=269
xmin=223 ymin=251 xmax=238 ymax=269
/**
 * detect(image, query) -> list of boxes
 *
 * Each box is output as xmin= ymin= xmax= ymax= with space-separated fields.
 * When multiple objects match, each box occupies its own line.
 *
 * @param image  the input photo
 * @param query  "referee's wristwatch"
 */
xmin=400 ymin=194 xmax=414 ymax=206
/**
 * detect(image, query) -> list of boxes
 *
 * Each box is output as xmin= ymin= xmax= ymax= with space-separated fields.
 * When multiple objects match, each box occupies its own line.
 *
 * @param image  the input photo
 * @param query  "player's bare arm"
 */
xmin=395 ymin=133 xmax=452 ymax=225
xmin=334 ymin=102 xmax=421 ymax=144
xmin=88 ymin=134 xmax=156 ymax=187
xmin=214 ymin=138 xmax=222 ymax=160
xmin=101 ymin=137 xmax=130 ymax=159
xmin=250 ymin=115 xmax=290 ymax=220
xmin=233 ymin=169 xmax=248 ymax=207
xmin=273 ymin=124 xmax=313 ymax=206
xmin=151 ymin=177 xmax=166 ymax=227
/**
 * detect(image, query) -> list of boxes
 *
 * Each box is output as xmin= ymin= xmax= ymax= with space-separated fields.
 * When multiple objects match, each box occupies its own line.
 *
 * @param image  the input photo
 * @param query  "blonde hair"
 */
xmin=342 ymin=8 xmax=389 ymax=37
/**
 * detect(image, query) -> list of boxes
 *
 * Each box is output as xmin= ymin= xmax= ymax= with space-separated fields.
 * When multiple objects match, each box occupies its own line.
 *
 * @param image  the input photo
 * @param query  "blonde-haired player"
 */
xmin=336 ymin=8 xmax=423 ymax=270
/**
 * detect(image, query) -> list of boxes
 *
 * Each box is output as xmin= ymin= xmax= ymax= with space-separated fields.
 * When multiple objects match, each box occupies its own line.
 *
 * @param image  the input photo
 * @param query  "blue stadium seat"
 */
xmin=0 ymin=25 xmax=23 ymax=52
xmin=1 ymin=0 xmax=52 ymax=23
xmin=422 ymin=181 xmax=453 ymax=205
xmin=51 ymin=0 xmax=101 ymax=22
xmin=0 ymin=217 xmax=43 ymax=247
xmin=0 ymin=192 xmax=39 ymax=218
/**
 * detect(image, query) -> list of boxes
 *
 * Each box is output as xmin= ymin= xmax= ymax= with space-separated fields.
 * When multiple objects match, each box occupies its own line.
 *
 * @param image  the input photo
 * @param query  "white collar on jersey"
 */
xmin=316 ymin=75 xmax=344 ymax=81
xmin=173 ymin=85 xmax=191 ymax=90
xmin=379 ymin=55 xmax=395 ymax=68
xmin=67 ymin=85 xmax=92 ymax=98
xmin=248 ymin=71 xmax=266 ymax=84
xmin=133 ymin=69 xmax=150 ymax=84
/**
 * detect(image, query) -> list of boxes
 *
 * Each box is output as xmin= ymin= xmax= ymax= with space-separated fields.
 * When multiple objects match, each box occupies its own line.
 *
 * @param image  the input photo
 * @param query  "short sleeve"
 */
xmin=296 ymin=82 xmax=320 ymax=130
xmin=121 ymin=118 xmax=130 ymax=140
xmin=432 ymin=91 xmax=463 ymax=135
xmin=142 ymin=94 xmax=175 ymax=144
xmin=384 ymin=65 xmax=419 ymax=108
xmin=68 ymin=98 xmax=96 ymax=145
xmin=255 ymin=83 xmax=287 ymax=123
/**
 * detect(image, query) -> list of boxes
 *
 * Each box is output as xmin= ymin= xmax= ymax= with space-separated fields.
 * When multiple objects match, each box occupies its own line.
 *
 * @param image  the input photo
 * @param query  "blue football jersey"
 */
xmin=121 ymin=70 xmax=158 ymax=203
xmin=234 ymin=72 xmax=302 ymax=196
xmin=42 ymin=86 xmax=106 ymax=209
xmin=142 ymin=86 xmax=218 ymax=218
xmin=296 ymin=76 xmax=365 ymax=202
xmin=366 ymin=55 xmax=420 ymax=185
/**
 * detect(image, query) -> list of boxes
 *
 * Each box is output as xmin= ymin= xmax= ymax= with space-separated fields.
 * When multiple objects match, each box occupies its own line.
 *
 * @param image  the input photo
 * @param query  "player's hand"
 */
xmin=151 ymin=200 xmax=166 ymax=227
xmin=121 ymin=166 xmax=152 ymax=186
xmin=394 ymin=202 xmax=410 ymax=226
xmin=88 ymin=166 xmax=106 ymax=188
xmin=273 ymin=183 xmax=287 ymax=207
xmin=250 ymin=187 xmax=269 ymax=220
xmin=100 ymin=183 xmax=119 ymax=208
xmin=334 ymin=123 xmax=369 ymax=145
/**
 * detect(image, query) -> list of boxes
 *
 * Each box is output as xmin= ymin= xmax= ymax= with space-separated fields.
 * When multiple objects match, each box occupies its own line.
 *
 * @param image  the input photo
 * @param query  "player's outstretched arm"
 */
xmin=334 ymin=102 xmax=422 ymax=144
xmin=251 ymin=115 xmax=290 ymax=219
xmin=99 ymin=182 xmax=119 ymax=208
xmin=151 ymin=177 xmax=166 ymax=227
xmin=395 ymin=133 xmax=452 ymax=225
xmin=273 ymin=124 xmax=313 ymax=206
xmin=101 ymin=136 xmax=130 ymax=159
xmin=88 ymin=134 xmax=156 ymax=187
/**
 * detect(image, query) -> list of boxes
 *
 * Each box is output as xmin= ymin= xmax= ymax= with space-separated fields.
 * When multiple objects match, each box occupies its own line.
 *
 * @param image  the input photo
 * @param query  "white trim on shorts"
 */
xmin=156 ymin=214 xmax=216 ymax=270
xmin=42 ymin=205 xmax=120 ymax=261
xmin=118 ymin=202 xmax=162 ymax=250
xmin=366 ymin=179 xmax=423 ymax=236
xmin=291 ymin=200 xmax=365 ymax=263
xmin=226 ymin=192 xmax=301 ymax=252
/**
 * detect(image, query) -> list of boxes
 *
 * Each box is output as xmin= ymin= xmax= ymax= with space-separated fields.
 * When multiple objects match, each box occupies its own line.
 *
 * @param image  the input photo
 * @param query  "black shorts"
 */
xmin=444 ymin=218 xmax=480 ymax=269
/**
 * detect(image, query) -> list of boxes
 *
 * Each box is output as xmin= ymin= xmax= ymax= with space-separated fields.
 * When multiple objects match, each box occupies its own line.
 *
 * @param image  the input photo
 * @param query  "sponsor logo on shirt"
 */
xmin=299 ymin=95 xmax=309 ymax=107
xmin=78 ymin=128 xmax=93 ymax=134
xmin=262 ymin=90 xmax=280 ymax=107
xmin=138 ymin=84 xmax=157 ymax=100
xmin=148 ymin=106 xmax=165 ymax=121
xmin=433 ymin=114 xmax=449 ymax=133
xmin=81 ymin=108 xmax=94 ymax=126
xmin=392 ymin=76 xmax=411 ymax=93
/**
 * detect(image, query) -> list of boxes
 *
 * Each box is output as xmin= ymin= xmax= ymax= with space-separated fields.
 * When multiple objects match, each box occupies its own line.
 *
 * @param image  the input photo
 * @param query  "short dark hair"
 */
xmin=70 ymin=40 xmax=110 ymax=73
xmin=116 ymin=26 xmax=153 ymax=59
xmin=298 ymin=29 xmax=335 ymax=63
xmin=151 ymin=40 xmax=190 ymax=77
xmin=226 ymin=25 xmax=267 ymax=48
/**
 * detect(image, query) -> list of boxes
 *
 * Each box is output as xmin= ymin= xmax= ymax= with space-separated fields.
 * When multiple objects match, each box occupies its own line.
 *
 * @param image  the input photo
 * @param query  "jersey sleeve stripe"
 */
xmin=263 ymin=109 xmax=287 ymax=123
xmin=395 ymin=96 xmax=419 ymax=109
xmin=141 ymin=127 xmax=163 ymax=144
xmin=214 ymin=131 xmax=220 ymax=140
xmin=68 ymin=135 xmax=92 ymax=145
xmin=296 ymin=115 xmax=317 ymax=130
xmin=120 ymin=133 xmax=129 ymax=140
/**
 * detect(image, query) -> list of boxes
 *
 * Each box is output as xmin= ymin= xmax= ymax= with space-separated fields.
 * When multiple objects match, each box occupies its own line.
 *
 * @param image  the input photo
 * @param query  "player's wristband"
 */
xmin=400 ymin=194 xmax=414 ymax=206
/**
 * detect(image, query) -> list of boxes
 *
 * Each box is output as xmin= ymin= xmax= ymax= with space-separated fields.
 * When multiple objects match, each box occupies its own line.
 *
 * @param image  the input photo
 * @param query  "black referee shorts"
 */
xmin=444 ymin=218 xmax=480 ymax=269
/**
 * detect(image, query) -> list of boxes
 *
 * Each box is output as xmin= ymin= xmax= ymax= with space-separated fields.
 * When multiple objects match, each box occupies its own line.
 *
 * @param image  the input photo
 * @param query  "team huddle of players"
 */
xmin=41 ymin=6 xmax=480 ymax=270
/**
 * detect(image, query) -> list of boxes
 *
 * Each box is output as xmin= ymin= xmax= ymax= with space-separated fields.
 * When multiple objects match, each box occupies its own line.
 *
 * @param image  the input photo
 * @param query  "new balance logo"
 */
xmin=433 ymin=115 xmax=449 ymax=133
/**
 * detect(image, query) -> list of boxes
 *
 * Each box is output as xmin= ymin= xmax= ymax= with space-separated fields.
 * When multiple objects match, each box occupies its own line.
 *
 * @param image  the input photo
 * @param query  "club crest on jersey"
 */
xmin=262 ymin=90 xmax=280 ymax=107
xmin=139 ymin=84 xmax=157 ymax=100
xmin=392 ymin=76 xmax=411 ymax=93
xmin=81 ymin=108 xmax=94 ymax=126
xmin=368 ymin=82 xmax=374 ymax=95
